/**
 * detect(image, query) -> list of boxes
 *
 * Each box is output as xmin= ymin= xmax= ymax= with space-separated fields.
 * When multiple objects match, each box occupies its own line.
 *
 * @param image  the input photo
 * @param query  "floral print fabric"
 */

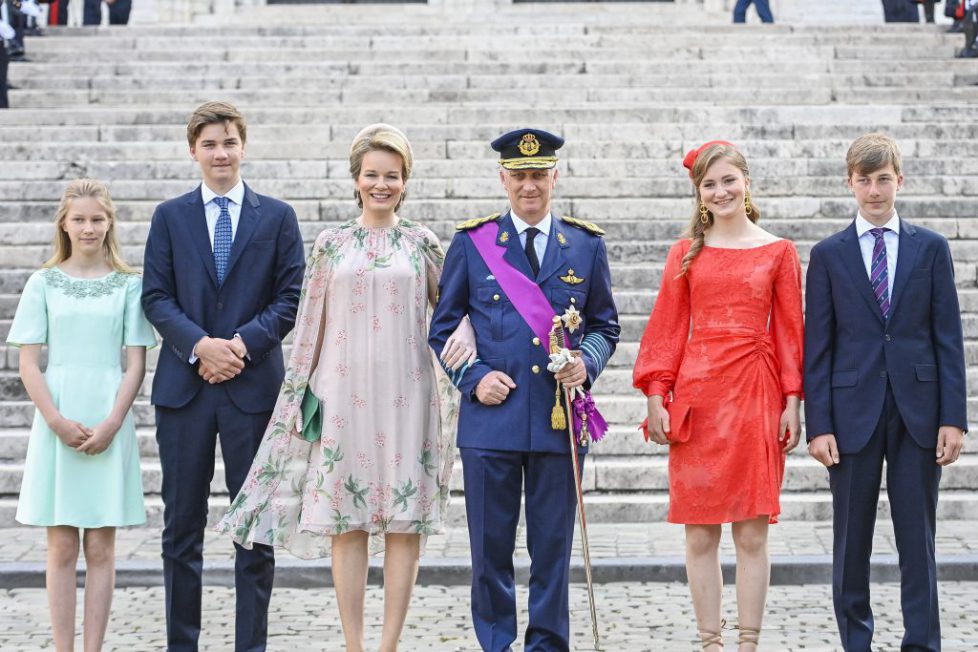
xmin=633 ymin=239 xmax=804 ymax=525
xmin=217 ymin=218 xmax=457 ymax=558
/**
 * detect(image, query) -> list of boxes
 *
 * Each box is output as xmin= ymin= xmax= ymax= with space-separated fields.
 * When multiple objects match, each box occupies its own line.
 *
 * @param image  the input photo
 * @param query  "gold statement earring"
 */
xmin=744 ymin=191 xmax=753 ymax=217
xmin=699 ymin=202 xmax=710 ymax=225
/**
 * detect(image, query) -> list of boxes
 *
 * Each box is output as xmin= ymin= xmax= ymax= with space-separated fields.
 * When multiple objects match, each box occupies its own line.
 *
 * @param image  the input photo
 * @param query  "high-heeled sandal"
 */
xmin=698 ymin=618 xmax=725 ymax=650
xmin=737 ymin=625 xmax=760 ymax=649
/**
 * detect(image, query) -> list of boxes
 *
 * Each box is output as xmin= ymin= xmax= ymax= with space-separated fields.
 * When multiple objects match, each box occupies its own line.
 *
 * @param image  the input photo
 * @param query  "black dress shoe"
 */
xmin=947 ymin=21 xmax=964 ymax=33
xmin=956 ymin=45 xmax=978 ymax=58
xmin=8 ymin=51 xmax=27 ymax=62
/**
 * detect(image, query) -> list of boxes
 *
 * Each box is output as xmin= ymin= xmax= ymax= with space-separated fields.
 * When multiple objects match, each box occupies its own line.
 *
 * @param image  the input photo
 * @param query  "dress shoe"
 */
xmin=947 ymin=21 xmax=964 ymax=33
xmin=956 ymin=44 xmax=978 ymax=58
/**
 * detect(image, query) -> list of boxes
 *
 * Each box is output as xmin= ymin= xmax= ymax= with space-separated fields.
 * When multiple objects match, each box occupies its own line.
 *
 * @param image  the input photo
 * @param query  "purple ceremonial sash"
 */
xmin=467 ymin=221 xmax=559 ymax=346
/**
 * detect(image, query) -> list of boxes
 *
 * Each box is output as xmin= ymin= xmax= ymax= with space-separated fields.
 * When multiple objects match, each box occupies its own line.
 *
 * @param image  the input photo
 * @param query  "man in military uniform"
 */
xmin=429 ymin=129 xmax=619 ymax=652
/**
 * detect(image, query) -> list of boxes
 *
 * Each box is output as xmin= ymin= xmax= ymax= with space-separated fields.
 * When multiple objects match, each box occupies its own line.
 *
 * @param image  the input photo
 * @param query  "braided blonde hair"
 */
xmin=678 ymin=143 xmax=760 ymax=277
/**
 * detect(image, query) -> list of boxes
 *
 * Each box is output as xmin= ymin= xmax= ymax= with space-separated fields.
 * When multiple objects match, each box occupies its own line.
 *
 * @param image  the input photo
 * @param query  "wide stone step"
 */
xmin=4 ymin=156 xmax=978 ymax=183
xmin=0 ymin=454 xmax=976 ymax=508
xmin=3 ymin=395 xmax=978 ymax=430
xmin=5 ymin=117 xmax=978 ymax=143
xmin=8 ymin=71 xmax=967 ymax=93
xmin=2 ymin=489 xmax=978 ymax=528
xmin=0 ymin=104 xmax=914 ymax=127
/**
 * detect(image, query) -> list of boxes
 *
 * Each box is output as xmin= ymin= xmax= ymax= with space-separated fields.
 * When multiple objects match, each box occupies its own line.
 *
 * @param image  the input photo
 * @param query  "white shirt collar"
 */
xmin=201 ymin=179 xmax=245 ymax=207
xmin=509 ymin=210 xmax=552 ymax=236
xmin=855 ymin=211 xmax=900 ymax=237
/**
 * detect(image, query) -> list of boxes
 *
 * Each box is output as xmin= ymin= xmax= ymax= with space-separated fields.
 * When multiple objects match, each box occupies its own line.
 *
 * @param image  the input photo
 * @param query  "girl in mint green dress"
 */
xmin=6 ymin=179 xmax=156 ymax=651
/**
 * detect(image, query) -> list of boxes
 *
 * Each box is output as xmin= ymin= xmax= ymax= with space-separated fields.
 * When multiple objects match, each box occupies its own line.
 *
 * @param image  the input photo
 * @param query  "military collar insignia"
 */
xmin=556 ymin=232 xmax=568 ymax=246
xmin=560 ymin=269 xmax=585 ymax=285
xmin=498 ymin=231 xmax=510 ymax=244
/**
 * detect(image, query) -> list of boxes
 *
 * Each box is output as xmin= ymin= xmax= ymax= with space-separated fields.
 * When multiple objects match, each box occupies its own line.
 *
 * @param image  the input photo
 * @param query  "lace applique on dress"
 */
xmin=41 ymin=268 xmax=129 ymax=299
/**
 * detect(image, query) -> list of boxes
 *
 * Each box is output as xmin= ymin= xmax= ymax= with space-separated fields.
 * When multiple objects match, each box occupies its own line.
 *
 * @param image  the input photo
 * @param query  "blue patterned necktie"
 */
xmin=869 ymin=227 xmax=891 ymax=319
xmin=213 ymin=196 xmax=232 ymax=284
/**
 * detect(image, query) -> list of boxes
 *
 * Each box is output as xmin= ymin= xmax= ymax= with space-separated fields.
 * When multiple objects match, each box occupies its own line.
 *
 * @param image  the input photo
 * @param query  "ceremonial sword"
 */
xmin=549 ymin=315 xmax=601 ymax=650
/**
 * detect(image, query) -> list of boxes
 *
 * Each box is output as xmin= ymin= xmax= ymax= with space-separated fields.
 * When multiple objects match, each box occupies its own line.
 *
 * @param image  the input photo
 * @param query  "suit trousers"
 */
xmin=829 ymin=383 xmax=942 ymax=652
xmin=460 ymin=448 xmax=581 ymax=652
xmin=0 ymin=41 xmax=8 ymax=109
xmin=882 ymin=0 xmax=921 ymax=21
xmin=156 ymin=383 xmax=274 ymax=652
xmin=733 ymin=0 xmax=774 ymax=22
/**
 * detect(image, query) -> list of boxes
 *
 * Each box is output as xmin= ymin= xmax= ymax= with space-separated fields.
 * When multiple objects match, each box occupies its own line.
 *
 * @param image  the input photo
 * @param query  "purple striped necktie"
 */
xmin=869 ymin=227 xmax=891 ymax=319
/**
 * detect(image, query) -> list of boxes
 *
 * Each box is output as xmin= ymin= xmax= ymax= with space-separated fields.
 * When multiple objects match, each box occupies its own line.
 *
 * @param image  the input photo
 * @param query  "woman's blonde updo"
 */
xmin=678 ymin=142 xmax=760 ymax=277
xmin=349 ymin=123 xmax=414 ymax=212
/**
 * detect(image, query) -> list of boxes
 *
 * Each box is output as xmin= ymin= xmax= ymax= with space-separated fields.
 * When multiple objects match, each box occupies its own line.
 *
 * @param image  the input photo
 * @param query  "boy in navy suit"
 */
xmin=142 ymin=101 xmax=305 ymax=651
xmin=804 ymin=133 xmax=967 ymax=652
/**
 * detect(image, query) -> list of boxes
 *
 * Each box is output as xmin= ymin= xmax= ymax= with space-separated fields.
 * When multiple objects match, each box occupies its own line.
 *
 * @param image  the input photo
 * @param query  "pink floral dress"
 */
xmin=217 ymin=218 xmax=456 ymax=558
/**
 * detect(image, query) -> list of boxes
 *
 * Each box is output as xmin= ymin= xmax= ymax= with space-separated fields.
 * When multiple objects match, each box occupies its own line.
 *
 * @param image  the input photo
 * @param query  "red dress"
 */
xmin=633 ymin=239 xmax=804 ymax=524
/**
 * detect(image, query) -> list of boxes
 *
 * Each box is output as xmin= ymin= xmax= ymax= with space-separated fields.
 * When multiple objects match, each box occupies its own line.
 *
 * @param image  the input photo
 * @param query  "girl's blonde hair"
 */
xmin=44 ymin=178 xmax=135 ymax=274
xmin=679 ymin=143 xmax=760 ymax=277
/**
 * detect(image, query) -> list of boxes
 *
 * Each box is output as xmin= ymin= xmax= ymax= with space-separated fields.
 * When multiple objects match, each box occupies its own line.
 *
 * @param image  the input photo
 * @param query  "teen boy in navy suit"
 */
xmin=142 ymin=101 xmax=305 ymax=651
xmin=804 ymin=133 xmax=967 ymax=652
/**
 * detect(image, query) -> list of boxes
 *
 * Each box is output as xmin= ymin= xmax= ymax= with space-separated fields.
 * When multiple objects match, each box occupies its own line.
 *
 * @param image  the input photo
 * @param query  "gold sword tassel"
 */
xmin=549 ymin=328 xmax=567 ymax=430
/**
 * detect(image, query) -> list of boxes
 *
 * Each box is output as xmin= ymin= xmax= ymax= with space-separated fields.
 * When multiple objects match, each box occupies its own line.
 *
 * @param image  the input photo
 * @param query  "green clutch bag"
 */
xmin=298 ymin=386 xmax=322 ymax=442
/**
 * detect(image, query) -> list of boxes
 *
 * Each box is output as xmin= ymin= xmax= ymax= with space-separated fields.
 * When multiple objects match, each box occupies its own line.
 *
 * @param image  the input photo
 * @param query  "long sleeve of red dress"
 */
xmin=770 ymin=243 xmax=805 ymax=399
xmin=633 ymin=240 xmax=691 ymax=399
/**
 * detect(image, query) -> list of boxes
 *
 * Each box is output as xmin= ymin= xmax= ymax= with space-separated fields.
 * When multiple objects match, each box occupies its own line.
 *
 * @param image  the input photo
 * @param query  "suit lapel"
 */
xmin=887 ymin=220 xmax=919 ymax=319
xmin=536 ymin=213 xmax=570 ymax=284
xmin=186 ymin=186 xmax=219 ymax=287
xmin=223 ymin=183 xmax=261 ymax=282
xmin=499 ymin=212 xmax=536 ymax=280
xmin=835 ymin=222 xmax=884 ymax=326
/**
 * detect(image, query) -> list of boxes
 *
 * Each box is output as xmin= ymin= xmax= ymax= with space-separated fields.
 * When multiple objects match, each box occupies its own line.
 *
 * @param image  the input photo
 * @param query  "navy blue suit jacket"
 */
xmin=429 ymin=212 xmax=620 ymax=453
xmin=141 ymin=183 xmax=306 ymax=413
xmin=804 ymin=219 xmax=968 ymax=454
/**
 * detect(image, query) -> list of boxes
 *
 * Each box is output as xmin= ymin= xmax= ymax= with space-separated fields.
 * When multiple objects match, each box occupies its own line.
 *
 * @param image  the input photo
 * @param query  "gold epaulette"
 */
xmin=560 ymin=215 xmax=605 ymax=236
xmin=455 ymin=213 xmax=501 ymax=231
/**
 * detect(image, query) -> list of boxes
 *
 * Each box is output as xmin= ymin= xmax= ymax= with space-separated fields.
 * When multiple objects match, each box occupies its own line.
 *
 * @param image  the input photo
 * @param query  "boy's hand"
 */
xmin=809 ymin=433 xmax=840 ymax=467
xmin=936 ymin=426 xmax=965 ymax=466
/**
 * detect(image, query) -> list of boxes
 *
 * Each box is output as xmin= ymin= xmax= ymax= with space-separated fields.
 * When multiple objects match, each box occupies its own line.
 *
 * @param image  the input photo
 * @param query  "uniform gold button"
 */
xmin=532 ymin=337 xmax=540 ymax=346
xmin=493 ymin=294 xmax=500 ymax=301
xmin=531 ymin=365 xmax=541 ymax=374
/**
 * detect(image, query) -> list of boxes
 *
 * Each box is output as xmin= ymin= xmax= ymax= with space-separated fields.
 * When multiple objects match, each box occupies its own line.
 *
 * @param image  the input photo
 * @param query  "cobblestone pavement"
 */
xmin=3 ymin=521 xmax=977 ymax=563
xmin=1 ymin=582 xmax=977 ymax=651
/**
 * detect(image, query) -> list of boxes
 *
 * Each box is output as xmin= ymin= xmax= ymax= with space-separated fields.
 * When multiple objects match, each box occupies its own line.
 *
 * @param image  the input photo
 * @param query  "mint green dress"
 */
xmin=6 ymin=267 xmax=157 ymax=527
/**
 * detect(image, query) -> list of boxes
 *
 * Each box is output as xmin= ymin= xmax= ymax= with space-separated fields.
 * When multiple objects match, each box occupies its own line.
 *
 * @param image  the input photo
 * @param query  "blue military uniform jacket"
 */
xmin=429 ymin=211 xmax=620 ymax=453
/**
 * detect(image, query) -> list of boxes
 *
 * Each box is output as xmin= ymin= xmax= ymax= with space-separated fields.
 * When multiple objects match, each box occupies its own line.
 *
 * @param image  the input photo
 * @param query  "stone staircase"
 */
xmin=1 ymin=2 xmax=977 ymax=529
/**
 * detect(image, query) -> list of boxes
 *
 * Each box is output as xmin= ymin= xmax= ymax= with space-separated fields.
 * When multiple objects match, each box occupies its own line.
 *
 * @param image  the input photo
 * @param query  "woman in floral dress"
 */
xmin=217 ymin=124 xmax=474 ymax=651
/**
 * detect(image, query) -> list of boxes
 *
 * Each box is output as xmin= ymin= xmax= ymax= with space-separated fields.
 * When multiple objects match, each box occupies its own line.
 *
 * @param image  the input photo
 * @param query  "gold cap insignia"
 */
xmin=518 ymin=133 xmax=541 ymax=156
xmin=560 ymin=269 xmax=585 ymax=285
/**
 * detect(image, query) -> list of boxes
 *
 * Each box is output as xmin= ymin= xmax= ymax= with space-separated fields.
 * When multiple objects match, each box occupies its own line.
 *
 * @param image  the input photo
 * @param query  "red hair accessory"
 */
xmin=682 ymin=140 xmax=736 ymax=177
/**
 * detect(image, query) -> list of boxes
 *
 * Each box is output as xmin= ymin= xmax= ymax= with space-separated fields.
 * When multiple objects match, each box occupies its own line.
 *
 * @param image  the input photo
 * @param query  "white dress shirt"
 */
xmin=509 ymin=210 xmax=551 ymax=270
xmin=200 ymin=179 xmax=244 ymax=249
xmin=855 ymin=212 xmax=899 ymax=299
xmin=190 ymin=179 xmax=245 ymax=363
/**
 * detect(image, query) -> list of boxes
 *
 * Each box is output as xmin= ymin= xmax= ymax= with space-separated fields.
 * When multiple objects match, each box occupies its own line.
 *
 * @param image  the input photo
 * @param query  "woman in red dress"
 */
xmin=633 ymin=141 xmax=804 ymax=650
